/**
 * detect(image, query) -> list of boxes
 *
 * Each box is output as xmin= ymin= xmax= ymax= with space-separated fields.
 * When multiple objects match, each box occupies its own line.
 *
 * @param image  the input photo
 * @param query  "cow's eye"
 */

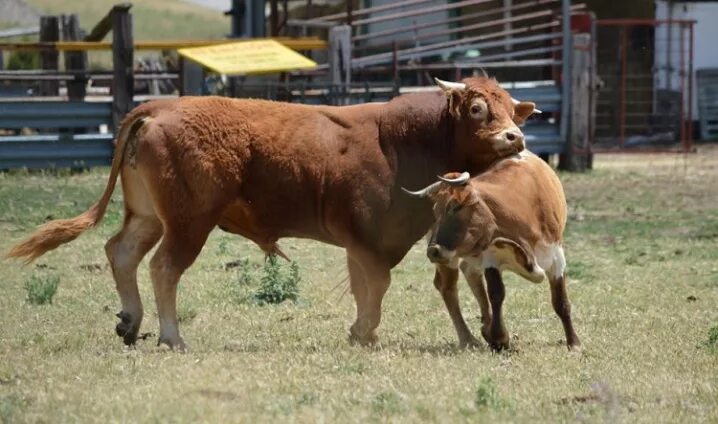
xmin=469 ymin=99 xmax=488 ymax=121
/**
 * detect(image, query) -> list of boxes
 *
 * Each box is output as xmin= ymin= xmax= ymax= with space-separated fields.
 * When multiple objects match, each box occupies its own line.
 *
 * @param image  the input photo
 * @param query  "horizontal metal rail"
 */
xmin=0 ymin=72 xmax=178 ymax=81
xmin=0 ymin=37 xmax=327 ymax=51
xmin=314 ymin=0 xmax=436 ymax=22
xmin=351 ymin=21 xmax=559 ymax=68
xmin=0 ymin=27 xmax=39 ymax=38
xmin=0 ymin=101 xmax=113 ymax=129
xmin=350 ymin=0 xmax=494 ymax=27
xmin=352 ymin=0 xmax=559 ymax=43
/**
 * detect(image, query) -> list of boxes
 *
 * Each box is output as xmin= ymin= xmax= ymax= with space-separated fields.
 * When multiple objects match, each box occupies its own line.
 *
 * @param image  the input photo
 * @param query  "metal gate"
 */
xmin=594 ymin=19 xmax=695 ymax=152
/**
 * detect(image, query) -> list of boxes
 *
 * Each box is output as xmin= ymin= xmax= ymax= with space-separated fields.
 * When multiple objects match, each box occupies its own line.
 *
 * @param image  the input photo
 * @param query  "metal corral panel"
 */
xmin=0 ymin=101 xmax=113 ymax=129
xmin=0 ymin=133 xmax=114 ymax=169
xmin=697 ymin=69 xmax=718 ymax=140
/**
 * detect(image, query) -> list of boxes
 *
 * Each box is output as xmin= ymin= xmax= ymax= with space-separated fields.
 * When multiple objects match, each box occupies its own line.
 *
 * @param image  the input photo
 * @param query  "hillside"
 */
xmin=23 ymin=0 xmax=229 ymax=41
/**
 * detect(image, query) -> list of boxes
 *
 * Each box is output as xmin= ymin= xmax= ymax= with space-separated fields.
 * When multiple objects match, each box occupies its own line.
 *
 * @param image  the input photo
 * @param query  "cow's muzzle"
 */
xmin=426 ymin=244 xmax=453 ymax=264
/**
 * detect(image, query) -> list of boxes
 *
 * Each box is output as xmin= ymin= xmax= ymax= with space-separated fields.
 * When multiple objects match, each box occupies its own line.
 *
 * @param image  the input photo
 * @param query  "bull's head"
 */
xmin=436 ymin=77 xmax=540 ymax=158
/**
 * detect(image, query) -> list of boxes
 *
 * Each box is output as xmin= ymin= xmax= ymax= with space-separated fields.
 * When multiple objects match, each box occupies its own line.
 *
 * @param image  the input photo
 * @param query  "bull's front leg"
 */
xmin=347 ymin=252 xmax=390 ymax=348
xmin=433 ymin=263 xmax=481 ymax=349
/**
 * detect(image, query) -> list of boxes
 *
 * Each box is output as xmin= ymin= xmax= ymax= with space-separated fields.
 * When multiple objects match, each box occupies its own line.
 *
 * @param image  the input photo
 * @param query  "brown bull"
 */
xmin=6 ymin=77 xmax=537 ymax=351
xmin=404 ymin=151 xmax=581 ymax=352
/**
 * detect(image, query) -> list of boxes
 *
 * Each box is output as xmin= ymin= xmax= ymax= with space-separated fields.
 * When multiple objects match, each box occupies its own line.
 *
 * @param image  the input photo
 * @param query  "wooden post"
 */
xmin=559 ymin=33 xmax=594 ymax=172
xmin=62 ymin=14 xmax=88 ymax=101
xmin=270 ymin=0 xmax=279 ymax=36
xmin=39 ymin=16 xmax=60 ymax=96
xmin=329 ymin=25 xmax=351 ymax=105
xmin=111 ymin=4 xmax=134 ymax=132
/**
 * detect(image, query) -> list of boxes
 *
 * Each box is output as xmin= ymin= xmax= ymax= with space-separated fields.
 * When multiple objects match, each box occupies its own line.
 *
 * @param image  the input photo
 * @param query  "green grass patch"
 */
xmin=1 ymin=150 xmax=718 ymax=421
xmin=23 ymin=274 xmax=59 ymax=305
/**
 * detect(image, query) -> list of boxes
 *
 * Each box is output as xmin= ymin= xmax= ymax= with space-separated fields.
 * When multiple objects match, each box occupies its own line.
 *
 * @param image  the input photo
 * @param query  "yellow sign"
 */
xmin=178 ymin=39 xmax=317 ymax=75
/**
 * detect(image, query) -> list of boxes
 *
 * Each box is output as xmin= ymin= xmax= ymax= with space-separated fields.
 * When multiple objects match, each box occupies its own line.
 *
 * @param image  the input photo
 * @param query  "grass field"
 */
xmin=1 ymin=148 xmax=717 ymax=422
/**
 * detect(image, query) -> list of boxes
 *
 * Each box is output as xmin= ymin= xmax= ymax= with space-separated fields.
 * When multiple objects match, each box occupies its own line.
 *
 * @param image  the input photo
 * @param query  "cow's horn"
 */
xmin=437 ymin=172 xmax=470 ymax=186
xmin=512 ymin=98 xmax=542 ymax=114
xmin=434 ymin=78 xmax=466 ymax=91
xmin=401 ymin=181 xmax=442 ymax=198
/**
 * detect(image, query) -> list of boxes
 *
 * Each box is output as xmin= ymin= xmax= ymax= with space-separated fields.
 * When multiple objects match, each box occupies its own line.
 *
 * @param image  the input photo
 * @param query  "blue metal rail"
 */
xmin=0 ymin=101 xmax=114 ymax=169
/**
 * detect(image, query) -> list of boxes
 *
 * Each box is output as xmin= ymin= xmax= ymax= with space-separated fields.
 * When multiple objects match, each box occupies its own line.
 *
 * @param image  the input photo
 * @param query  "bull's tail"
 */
xmin=5 ymin=114 xmax=151 ymax=264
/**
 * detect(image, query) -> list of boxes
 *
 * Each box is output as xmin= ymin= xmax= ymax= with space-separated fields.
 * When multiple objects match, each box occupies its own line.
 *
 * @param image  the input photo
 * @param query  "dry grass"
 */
xmin=1 ymin=146 xmax=717 ymax=422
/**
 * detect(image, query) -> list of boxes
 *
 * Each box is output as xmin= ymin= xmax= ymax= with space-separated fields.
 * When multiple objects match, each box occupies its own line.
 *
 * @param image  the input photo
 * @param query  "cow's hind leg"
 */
xmin=105 ymin=211 xmax=162 ymax=345
xmin=149 ymin=219 xmax=216 ymax=352
xmin=549 ymin=271 xmax=581 ymax=352
xmin=485 ymin=268 xmax=510 ymax=351
xmin=347 ymin=251 xmax=390 ymax=347
xmin=433 ymin=263 xmax=480 ymax=348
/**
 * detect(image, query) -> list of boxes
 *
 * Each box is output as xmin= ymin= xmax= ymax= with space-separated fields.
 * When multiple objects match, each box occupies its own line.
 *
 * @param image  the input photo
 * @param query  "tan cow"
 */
xmin=6 ymin=77 xmax=537 ymax=351
xmin=404 ymin=151 xmax=581 ymax=352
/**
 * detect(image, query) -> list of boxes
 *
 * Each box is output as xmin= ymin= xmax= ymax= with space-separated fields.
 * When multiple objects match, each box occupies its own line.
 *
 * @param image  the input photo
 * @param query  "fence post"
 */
xmin=39 ymin=16 xmax=60 ymax=97
xmin=111 ymin=4 xmax=134 ymax=132
xmin=179 ymin=57 xmax=204 ymax=95
xmin=62 ymin=14 xmax=88 ymax=101
xmin=559 ymin=33 xmax=594 ymax=172
xmin=329 ymin=25 xmax=351 ymax=105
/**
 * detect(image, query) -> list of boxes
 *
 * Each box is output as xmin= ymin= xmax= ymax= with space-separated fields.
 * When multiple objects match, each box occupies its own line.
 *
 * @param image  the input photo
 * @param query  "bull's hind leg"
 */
xmin=149 ymin=219 xmax=216 ymax=352
xmin=433 ymin=263 xmax=481 ymax=348
xmin=549 ymin=271 xmax=581 ymax=351
xmin=105 ymin=212 xmax=162 ymax=345
xmin=347 ymin=251 xmax=390 ymax=347
xmin=485 ymin=268 xmax=510 ymax=351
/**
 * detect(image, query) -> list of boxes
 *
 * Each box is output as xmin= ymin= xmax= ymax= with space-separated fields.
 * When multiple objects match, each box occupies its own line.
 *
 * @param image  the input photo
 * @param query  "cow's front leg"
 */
xmin=347 ymin=252 xmax=390 ymax=347
xmin=485 ymin=267 xmax=510 ymax=351
xmin=433 ymin=263 xmax=481 ymax=348
xmin=460 ymin=260 xmax=493 ymax=345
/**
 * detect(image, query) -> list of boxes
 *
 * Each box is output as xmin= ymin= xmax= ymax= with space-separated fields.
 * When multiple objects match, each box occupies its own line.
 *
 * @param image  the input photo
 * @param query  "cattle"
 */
xmin=6 ymin=77 xmax=538 ymax=351
xmin=403 ymin=151 xmax=581 ymax=352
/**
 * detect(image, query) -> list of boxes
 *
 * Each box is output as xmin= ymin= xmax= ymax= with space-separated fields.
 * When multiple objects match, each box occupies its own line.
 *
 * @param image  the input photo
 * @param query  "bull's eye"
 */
xmin=469 ymin=99 xmax=488 ymax=121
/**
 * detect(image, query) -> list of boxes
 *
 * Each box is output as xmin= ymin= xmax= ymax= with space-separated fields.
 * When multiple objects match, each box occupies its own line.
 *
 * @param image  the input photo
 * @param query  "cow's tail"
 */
xmin=5 ymin=113 xmax=151 ymax=264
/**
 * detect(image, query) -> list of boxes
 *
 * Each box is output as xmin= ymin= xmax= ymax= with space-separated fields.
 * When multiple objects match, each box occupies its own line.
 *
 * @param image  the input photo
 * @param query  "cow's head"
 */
xmin=436 ymin=77 xmax=539 ymax=158
xmin=403 ymin=172 xmax=495 ymax=265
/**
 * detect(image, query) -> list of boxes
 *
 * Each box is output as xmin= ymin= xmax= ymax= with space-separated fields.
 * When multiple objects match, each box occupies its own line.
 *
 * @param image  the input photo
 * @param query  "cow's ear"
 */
xmin=513 ymin=101 xmax=537 ymax=125
xmin=489 ymin=237 xmax=545 ymax=283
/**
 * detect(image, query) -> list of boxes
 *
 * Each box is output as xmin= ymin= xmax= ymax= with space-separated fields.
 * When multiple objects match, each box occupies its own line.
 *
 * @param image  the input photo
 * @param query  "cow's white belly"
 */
xmin=460 ymin=240 xmax=565 ymax=283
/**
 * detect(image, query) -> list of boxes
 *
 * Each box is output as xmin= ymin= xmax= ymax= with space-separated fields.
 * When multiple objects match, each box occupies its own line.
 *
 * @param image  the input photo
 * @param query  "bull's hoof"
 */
xmin=488 ymin=331 xmax=510 ymax=352
xmin=157 ymin=336 xmax=187 ymax=353
xmin=459 ymin=336 xmax=483 ymax=350
xmin=115 ymin=311 xmax=139 ymax=346
xmin=348 ymin=327 xmax=380 ymax=349
xmin=567 ymin=343 xmax=583 ymax=354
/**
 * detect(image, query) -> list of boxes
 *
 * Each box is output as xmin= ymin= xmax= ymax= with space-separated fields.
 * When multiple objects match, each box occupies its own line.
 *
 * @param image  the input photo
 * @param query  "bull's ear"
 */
xmin=435 ymin=78 xmax=466 ymax=119
xmin=513 ymin=101 xmax=538 ymax=125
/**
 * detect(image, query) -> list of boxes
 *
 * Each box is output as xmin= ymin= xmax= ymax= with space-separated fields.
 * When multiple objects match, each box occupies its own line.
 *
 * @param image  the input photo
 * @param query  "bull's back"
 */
xmin=133 ymin=96 xmax=389 ymax=245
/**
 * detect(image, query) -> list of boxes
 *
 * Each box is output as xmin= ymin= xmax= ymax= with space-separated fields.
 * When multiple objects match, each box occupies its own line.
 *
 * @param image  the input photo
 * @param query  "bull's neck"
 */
xmin=377 ymin=91 xmax=457 ymax=187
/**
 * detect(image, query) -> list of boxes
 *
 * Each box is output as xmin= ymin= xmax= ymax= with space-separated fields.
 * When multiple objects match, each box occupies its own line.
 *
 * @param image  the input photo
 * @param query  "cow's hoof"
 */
xmin=115 ymin=311 xmax=139 ymax=346
xmin=157 ymin=336 xmax=187 ymax=353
